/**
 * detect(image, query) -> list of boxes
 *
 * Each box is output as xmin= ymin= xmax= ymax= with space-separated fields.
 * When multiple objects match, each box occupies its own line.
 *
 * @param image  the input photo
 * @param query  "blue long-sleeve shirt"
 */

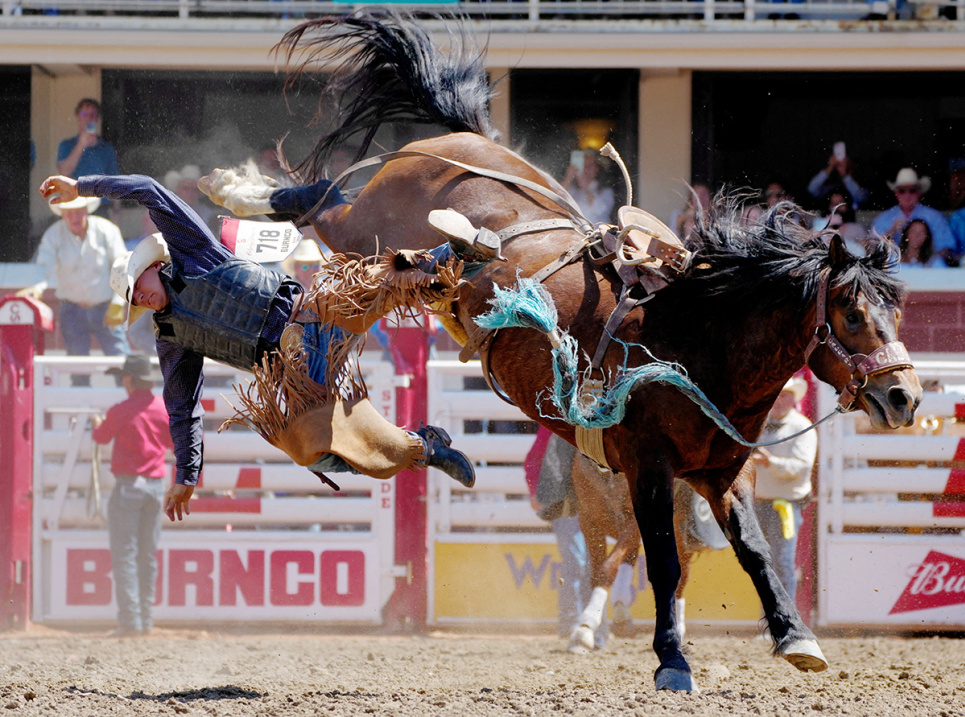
xmin=78 ymin=174 xmax=299 ymax=486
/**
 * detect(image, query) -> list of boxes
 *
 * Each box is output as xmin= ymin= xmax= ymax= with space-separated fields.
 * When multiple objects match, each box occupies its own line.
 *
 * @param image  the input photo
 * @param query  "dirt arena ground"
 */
xmin=0 ymin=625 xmax=962 ymax=716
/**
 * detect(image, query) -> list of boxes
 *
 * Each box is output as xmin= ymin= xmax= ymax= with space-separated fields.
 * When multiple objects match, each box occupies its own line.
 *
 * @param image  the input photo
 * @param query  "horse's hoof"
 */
xmin=655 ymin=667 xmax=700 ymax=693
xmin=611 ymin=618 xmax=636 ymax=639
xmin=780 ymin=638 xmax=829 ymax=673
xmin=567 ymin=625 xmax=595 ymax=654
xmin=611 ymin=603 xmax=635 ymax=638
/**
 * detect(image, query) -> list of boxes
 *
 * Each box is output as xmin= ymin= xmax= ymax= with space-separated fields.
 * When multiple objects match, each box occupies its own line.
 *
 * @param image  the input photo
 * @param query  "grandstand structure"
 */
xmin=1 ymin=3 xmax=965 ymax=263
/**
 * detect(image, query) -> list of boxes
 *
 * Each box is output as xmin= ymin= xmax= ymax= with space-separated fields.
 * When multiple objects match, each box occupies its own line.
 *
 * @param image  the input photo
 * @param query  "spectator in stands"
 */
xmin=17 ymin=194 xmax=129 ymax=385
xmin=871 ymin=168 xmax=958 ymax=266
xmin=524 ymin=427 xmax=608 ymax=649
xmin=563 ymin=149 xmax=615 ymax=225
xmin=763 ymin=179 xmax=791 ymax=208
xmin=948 ymin=157 xmax=965 ymax=211
xmin=750 ymin=376 xmax=817 ymax=604
xmin=811 ymin=186 xmax=870 ymax=257
xmin=945 ymin=195 xmax=965 ymax=269
xmin=670 ymin=183 xmax=711 ymax=238
xmin=164 ymin=164 xmax=219 ymax=234
xmin=91 ymin=354 xmax=172 ymax=637
xmin=807 ymin=142 xmax=869 ymax=209
xmin=740 ymin=203 xmax=764 ymax=226
xmin=57 ymin=98 xmax=120 ymax=219
xmin=39 ymin=173 xmax=476 ymax=523
xmin=675 ymin=208 xmax=697 ymax=240
xmin=899 ymin=218 xmax=940 ymax=267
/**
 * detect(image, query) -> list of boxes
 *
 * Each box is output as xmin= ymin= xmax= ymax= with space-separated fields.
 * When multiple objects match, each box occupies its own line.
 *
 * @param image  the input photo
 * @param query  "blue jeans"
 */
xmin=108 ymin=476 xmax=165 ymax=632
xmin=59 ymin=300 xmax=129 ymax=386
xmin=552 ymin=515 xmax=607 ymax=647
xmin=754 ymin=498 xmax=805 ymax=604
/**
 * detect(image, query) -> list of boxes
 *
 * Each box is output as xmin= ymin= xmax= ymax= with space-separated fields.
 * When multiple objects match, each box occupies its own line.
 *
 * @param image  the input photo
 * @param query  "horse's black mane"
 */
xmin=677 ymin=193 xmax=905 ymax=313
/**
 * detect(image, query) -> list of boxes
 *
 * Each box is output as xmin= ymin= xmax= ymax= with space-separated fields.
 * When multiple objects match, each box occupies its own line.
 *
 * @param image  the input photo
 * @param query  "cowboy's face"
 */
xmin=132 ymin=262 xmax=170 ymax=312
xmin=61 ymin=207 xmax=88 ymax=238
xmin=895 ymin=184 xmax=921 ymax=213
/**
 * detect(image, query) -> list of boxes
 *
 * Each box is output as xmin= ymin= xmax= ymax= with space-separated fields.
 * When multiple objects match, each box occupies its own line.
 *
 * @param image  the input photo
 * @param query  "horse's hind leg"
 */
xmin=629 ymin=461 xmax=697 ymax=692
xmin=713 ymin=465 xmax=828 ymax=673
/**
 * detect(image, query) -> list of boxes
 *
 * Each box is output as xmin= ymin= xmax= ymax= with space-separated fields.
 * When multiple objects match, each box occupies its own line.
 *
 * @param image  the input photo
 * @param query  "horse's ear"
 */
xmin=827 ymin=232 xmax=850 ymax=267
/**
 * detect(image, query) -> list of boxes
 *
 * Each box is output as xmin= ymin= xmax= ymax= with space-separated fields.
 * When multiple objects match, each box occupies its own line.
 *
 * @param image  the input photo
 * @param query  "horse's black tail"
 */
xmin=276 ymin=10 xmax=497 ymax=182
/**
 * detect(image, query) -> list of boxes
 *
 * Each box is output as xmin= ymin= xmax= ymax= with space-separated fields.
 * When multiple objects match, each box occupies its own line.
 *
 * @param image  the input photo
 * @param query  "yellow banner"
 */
xmin=433 ymin=542 xmax=760 ymax=622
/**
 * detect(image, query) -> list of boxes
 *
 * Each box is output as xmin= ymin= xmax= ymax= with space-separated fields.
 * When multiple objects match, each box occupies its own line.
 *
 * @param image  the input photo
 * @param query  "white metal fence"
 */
xmin=32 ymin=354 xmax=402 ymax=624
xmin=816 ymin=359 xmax=965 ymax=629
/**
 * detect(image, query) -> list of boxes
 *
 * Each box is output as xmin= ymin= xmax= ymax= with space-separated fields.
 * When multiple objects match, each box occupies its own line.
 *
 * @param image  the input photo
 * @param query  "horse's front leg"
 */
xmin=710 ymin=463 xmax=828 ymax=673
xmin=629 ymin=460 xmax=697 ymax=692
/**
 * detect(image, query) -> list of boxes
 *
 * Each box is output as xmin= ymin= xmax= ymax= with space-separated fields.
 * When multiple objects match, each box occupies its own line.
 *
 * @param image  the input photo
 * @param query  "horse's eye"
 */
xmin=845 ymin=311 xmax=862 ymax=327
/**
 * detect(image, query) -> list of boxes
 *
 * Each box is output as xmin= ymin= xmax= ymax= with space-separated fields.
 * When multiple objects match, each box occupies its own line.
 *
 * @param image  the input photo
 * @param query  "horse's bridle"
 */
xmin=803 ymin=267 xmax=913 ymax=411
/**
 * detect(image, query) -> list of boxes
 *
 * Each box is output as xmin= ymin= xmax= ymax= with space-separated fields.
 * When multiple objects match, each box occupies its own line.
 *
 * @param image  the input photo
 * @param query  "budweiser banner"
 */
xmin=822 ymin=537 xmax=965 ymax=628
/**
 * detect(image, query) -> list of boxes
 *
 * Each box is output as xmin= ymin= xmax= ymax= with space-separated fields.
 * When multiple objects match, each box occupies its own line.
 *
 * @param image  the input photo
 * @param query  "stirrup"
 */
xmin=428 ymin=208 xmax=505 ymax=261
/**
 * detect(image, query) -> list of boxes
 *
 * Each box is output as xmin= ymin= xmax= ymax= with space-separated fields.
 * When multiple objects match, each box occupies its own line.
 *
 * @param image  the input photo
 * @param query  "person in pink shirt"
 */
xmin=91 ymin=354 xmax=172 ymax=636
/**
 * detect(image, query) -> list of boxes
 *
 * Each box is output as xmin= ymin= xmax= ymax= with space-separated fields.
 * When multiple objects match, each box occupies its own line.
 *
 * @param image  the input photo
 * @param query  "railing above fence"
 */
xmin=2 ymin=0 xmax=962 ymax=25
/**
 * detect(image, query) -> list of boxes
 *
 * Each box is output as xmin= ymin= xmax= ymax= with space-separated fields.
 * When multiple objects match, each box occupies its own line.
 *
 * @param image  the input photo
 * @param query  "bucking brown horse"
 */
xmin=200 ymin=12 xmax=922 ymax=692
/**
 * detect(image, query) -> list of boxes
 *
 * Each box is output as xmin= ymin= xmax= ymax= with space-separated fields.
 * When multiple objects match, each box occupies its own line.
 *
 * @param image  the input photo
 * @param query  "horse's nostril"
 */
xmin=887 ymin=386 xmax=914 ymax=412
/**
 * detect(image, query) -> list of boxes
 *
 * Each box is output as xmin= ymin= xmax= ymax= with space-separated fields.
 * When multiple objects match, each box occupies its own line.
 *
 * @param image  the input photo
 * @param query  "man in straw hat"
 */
xmin=749 ymin=375 xmax=817 ymax=604
xmin=91 ymin=353 xmax=171 ymax=636
xmin=871 ymin=167 xmax=957 ymax=265
xmin=39 ymin=173 xmax=476 ymax=522
xmin=18 ymin=190 xmax=129 ymax=384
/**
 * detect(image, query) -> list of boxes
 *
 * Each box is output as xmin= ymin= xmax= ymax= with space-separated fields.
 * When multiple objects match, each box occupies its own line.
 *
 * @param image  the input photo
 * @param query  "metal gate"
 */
xmin=816 ymin=359 xmax=965 ymax=629
xmin=32 ymin=355 xmax=401 ymax=625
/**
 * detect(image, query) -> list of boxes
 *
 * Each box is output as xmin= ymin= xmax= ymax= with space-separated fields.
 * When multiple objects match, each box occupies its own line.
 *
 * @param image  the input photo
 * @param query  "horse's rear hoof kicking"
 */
xmin=778 ymin=638 xmax=829 ymax=673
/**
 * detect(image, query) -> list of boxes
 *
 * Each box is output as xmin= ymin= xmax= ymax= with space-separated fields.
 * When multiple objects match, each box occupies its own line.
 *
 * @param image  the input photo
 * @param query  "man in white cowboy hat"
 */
xmin=38 ymin=172 xmax=476 ymax=522
xmin=164 ymin=163 xmax=218 ymax=233
xmin=749 ymin=375 xmax=817 ymax=605
xmin=18 ymin=191 xmax=129 ymax=384
xmin=280 ymin=235 xmax=326 ymax=290
xmin=871 ymin=167 xmax=957 ymax=265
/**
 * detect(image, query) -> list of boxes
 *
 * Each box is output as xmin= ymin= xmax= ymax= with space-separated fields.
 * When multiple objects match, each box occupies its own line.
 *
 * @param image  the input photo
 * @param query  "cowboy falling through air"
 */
xmin=39 ymin=173 xmax=477 ymax=522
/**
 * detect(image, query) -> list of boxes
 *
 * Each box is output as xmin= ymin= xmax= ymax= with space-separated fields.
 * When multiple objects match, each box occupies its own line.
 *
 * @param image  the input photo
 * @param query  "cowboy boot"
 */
xmin=428 ymin=208 xmax=505 ymax=261
xmin=416 ymin=425 xmax=475 ymax=488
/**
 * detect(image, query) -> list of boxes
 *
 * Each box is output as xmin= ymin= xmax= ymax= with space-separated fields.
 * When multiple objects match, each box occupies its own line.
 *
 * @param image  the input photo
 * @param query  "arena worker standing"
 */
xmin=91 ymin=354 xmax=171 ymax=636
xmin=38 ymin=172 xmax=476 ymax=523
xmin=749 ymin=376 xmax=817 ymax=604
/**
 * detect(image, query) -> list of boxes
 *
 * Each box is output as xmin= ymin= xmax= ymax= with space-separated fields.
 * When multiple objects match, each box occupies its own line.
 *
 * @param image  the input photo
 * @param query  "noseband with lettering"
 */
xmin=804 ymin=268 xmax=913 ymax=411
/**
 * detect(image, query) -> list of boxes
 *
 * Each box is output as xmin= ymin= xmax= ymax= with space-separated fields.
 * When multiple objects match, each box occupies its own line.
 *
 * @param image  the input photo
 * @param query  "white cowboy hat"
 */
xmin=109 ymin=233 xmax=171 ymax=326
xmin=165 ymin=164 xmax=202 ymax=190
xmin=781 ymin=376 xmax=808 ymax=403
xmin=48 ymin=195 xmax=101 ymax=217
xmin=281 ymin=239 xmax=325 ymax=277
xmin=887 ymin=168 xmax=931 ymax=195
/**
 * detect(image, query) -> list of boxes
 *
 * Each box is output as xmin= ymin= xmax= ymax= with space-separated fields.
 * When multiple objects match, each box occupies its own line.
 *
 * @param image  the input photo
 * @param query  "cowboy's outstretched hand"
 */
xmin=39 ymin=176 xmax=79 ymax=204
xmin=164 ymin=483 xmax=194 ymax=522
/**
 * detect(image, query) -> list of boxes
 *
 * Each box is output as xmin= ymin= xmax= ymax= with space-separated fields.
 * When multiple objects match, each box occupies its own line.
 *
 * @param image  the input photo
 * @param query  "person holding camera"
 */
xmin=57 ymin=98 xmax=120 ymax=179
xmin=57 ymin=98 xmax=121 ymax=219
xmin=562 ymin=149 xmax=615 ymax=225
xmin=807 ymin=141 xmax=868 ymax=210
